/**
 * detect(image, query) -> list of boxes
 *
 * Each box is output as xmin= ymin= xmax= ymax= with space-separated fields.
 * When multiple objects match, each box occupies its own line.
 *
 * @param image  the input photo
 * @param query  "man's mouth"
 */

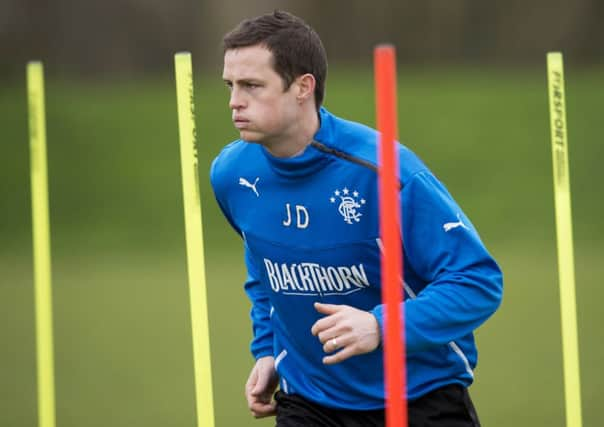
xmin=233 ymin=117 xmax=250 ymax=129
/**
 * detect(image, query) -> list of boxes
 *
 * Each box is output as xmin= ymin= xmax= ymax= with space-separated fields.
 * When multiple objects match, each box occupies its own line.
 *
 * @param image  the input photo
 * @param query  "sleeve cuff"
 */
xmin=251 ymin=342 xmax=273 ymax=360
xmin=371 ymin=305 xmax=385 ymax=347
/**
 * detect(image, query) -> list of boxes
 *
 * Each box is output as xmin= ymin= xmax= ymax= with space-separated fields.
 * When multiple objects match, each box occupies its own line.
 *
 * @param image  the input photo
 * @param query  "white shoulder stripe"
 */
xmin=448 ymin=341 xmax=474 ymax=378
xmin=275 ymin=349 xmax=288 ymax=370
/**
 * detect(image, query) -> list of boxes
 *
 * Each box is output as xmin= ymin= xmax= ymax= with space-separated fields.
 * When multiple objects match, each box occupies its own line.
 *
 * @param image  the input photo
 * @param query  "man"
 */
xmin=210 ymin=10 xmax=502 ymax=427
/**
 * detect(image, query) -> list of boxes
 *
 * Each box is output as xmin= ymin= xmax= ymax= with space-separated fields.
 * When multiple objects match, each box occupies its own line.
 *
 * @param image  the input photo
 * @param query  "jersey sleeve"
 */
xmin=210 ymin=157 xmax=274 ymax=359
xmin=372 ymin=171 xmax=503 ymax=354
xmin=209 ymin=157 xmax=241 ymax=235
xmin=243 ymin=239 xmax=274 ymax=359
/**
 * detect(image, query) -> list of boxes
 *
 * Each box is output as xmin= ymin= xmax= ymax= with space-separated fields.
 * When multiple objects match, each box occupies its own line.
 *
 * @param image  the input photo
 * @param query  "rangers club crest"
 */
xmin=330 ymin=187 xmax=366 ymax=224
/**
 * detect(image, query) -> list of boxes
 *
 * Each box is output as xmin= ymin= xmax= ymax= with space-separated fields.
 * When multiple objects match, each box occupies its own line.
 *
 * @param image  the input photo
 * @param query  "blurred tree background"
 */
xmin=1 ymin=0 xmax=603 ymax=77
xmin=1 ymin=1 xmax=602 ymax=427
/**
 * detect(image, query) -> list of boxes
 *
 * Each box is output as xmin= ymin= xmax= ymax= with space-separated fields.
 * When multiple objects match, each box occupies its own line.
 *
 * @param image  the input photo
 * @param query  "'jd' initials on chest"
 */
xmin=282 ymin=203 xmax=309 ymax=229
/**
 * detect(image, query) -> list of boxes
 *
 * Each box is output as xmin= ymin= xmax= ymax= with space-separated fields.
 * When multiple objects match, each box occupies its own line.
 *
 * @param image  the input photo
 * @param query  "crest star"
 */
xmin=330 ymin=197 xmax=336 ymax=203
xmin=343 ymin=188 xmax=349 ymax=195
xmin=335 ymin=190 xmax=340 ymax=196
xmin=361 ymin=199 xmax=366 ymax=204
xmin=353 ymin=191 xmax=359 ymax=197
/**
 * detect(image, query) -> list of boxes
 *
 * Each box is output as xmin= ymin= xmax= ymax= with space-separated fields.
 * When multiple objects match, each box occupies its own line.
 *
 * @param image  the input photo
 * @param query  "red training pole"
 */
xmin=374 ymin=45 xmax=407 ymax=427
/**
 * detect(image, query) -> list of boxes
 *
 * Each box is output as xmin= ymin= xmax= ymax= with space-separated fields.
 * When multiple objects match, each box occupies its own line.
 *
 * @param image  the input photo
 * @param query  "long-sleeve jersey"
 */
xmin=210 ymin=107 xmax=503 ymax=410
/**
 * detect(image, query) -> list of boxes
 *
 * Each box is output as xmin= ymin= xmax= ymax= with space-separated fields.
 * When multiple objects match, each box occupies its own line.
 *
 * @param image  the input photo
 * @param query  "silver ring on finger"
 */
xmin=331 ymin=337 xmax=338 ymax=350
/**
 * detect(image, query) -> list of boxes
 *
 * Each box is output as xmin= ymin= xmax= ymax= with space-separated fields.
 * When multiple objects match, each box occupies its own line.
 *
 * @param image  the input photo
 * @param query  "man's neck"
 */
xmin=264 ymin=109 xmax=320 ymax=158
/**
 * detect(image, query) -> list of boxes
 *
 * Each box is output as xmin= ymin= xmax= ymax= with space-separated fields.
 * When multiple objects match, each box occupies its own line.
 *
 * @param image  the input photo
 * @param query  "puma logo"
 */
xmin=239 ymin=177 xmax=260 ymax=197
xmin=443 ymin=213 xmax=469 ymax=232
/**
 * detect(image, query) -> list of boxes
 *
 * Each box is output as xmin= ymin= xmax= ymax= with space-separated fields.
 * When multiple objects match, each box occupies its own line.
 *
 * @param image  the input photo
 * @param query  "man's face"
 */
xmin=223 ymin=45 xmax=300 ymax=145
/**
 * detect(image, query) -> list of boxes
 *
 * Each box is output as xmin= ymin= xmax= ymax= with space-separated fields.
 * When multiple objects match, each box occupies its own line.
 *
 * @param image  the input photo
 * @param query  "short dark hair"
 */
xmin=223 ymin=10 xmax=327 ymax=110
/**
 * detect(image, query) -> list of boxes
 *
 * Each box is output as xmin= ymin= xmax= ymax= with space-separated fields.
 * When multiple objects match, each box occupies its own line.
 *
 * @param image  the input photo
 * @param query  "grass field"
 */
xmin=1 ymin=65 xmax=602 ymax=426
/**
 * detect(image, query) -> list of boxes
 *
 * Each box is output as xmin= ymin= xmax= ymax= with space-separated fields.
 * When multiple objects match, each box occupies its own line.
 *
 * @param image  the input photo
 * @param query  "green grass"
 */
xmin=1 ymin=243 xmax=602 ymax=426
xmin=1 ymin=66 xmax=602 ymax=425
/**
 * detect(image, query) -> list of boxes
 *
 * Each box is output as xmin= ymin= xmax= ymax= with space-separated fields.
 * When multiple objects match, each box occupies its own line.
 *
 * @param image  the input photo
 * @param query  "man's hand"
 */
xmin=310 ymin=302 xmax=381 ymax=365
xmin=245 ymin=356 xmax=279 ymax=418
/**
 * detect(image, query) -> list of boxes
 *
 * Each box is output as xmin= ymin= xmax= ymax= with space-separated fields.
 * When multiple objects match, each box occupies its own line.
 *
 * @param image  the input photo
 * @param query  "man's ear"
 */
xmin=295 ymin=73 xmax=316 ymax=104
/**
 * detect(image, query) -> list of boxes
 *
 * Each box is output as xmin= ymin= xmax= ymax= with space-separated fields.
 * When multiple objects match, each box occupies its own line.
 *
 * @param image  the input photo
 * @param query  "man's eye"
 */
xmin=246 ymin=83 xmax=259 ymax=89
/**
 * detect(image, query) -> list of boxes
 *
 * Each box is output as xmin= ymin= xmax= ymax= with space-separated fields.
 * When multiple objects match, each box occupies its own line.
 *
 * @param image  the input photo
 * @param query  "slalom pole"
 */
xmin=546 ymin=51 xmax=583 ymax=427
xmin=27 ymin=61 xmax=57 ymax=427
xmin=374 ymin=45 xmax=407 ymax=427
xmin=174 ymin=51 xmax=215 ymax=427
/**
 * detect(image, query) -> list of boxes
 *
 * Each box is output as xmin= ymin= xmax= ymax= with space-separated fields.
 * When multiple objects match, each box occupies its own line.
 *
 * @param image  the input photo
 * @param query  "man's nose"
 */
xmin=229 ymin=87 xmax=245 ymax=110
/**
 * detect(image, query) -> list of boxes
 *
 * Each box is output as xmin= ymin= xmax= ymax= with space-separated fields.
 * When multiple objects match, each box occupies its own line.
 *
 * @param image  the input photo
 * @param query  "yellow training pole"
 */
xmin=546 ymin=52 xmax=583 ymax=427
xmin=174 ymin=52 xmax=215 ymax=427
xmin=27 ymin=61 xmax=56 ymax=427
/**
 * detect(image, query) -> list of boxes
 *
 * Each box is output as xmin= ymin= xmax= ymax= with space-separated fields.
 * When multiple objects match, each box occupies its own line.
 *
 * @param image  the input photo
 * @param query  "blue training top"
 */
xmin=210 ymin=107 xmax=503 ymax=410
